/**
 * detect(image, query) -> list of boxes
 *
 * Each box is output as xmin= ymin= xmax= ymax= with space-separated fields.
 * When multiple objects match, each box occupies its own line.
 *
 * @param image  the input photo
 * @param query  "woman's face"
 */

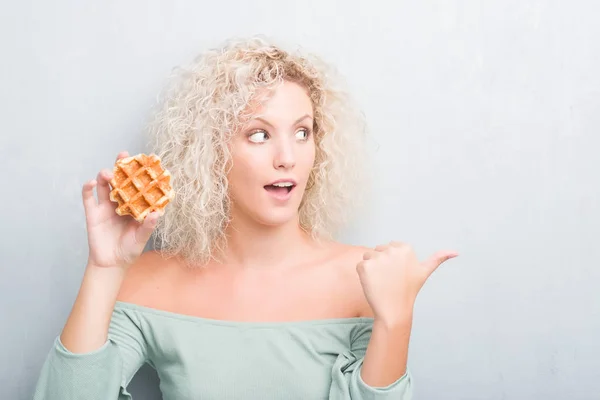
xmin=227 ymin=80 xmax=316 ymax=227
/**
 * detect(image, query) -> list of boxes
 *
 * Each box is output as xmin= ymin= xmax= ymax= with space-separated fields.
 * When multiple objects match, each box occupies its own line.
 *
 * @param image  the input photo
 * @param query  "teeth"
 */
xmin=272 ymin=182 xmax=294 ymax=187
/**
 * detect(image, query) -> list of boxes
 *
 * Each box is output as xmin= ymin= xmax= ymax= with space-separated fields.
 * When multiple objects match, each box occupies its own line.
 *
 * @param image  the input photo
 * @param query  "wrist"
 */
xmin=83 ymin=262 xmax=127 ymax=289
xmin=86 ymin=260 xmax=128 ymax=272
xmin=374 ymin=306 xmax=414 ymax=329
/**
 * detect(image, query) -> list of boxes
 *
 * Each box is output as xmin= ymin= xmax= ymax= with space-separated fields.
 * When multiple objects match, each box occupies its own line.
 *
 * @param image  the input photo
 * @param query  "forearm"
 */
xmin=360 ymin=311 xmax=413 ymax=387
xmin=59 ymin=263 xmax=126 ymax=353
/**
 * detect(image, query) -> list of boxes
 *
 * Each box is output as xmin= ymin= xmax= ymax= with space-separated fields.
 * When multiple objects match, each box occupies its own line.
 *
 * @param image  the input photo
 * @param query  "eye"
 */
xmin=248 ymin=130 xmax=269 ymax=143
xmin=296 ymin=128 xmax=311 ymax=141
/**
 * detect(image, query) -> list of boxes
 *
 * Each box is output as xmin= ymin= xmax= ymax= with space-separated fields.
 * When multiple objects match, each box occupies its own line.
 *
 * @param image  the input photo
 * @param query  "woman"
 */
xmin=33 ymin=36 xmax=458 ymax=399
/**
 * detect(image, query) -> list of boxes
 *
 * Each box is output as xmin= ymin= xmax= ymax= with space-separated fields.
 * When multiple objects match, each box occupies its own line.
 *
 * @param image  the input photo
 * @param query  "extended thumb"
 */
xmin=423 ymin=250 xmax=459 ymax=275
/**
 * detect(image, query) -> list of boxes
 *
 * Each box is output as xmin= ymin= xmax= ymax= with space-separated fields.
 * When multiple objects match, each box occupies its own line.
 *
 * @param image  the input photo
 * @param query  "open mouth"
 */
xmin=264 ymin=184 xmax=295 ymax=195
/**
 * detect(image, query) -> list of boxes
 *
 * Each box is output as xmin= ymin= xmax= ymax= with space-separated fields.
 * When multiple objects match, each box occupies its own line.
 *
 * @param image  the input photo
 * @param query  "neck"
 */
xmin=220 ymin=211 xmax=316 ymax=270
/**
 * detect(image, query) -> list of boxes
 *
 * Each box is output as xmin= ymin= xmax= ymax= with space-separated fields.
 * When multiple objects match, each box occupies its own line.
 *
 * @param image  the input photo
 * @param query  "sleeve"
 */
xmin=32 ymin=306 xmax=148 ymax=400
xmin=329 ymin=322 xmax=414 ymax=400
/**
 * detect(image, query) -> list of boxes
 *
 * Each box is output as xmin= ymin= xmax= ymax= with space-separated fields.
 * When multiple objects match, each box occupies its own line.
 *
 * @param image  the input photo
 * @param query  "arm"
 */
xmin=60 ymin=263 xmax=126 ymax=353
xmin=340 ymin=240 xmax=457 ymax=398
xmin=361 ymin=313 xmax=413 ymax=387
xmin=328 ymin=321 xmax=413 ymax=400
xmin=357 ymin=240 xmax=459 ymax=382
xmin=58 ymin=151 xmax=158 ymax=352
xmin=34 ymin=153 xmax=159 ymax=399
xmin=33 ymin=269 xmax=149 ymax=400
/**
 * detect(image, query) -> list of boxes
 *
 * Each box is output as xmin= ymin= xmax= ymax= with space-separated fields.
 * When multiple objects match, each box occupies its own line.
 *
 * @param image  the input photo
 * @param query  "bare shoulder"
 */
xmin=330 ymin=242 xmax=375 ymax=318
xmin=116 ymin=250 xmax=179 ymax=307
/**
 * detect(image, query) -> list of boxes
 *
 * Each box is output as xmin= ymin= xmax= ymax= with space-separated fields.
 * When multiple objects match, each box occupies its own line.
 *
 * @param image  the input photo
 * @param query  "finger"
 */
xmin=356 ymin=260 xmax=368 ymax=275
xmin=116 ymin=151 xmax=130 ymax=162
xmin=82 ymin=179 xmax=97 ymax=214
xmin=363 ymin=251 xmax=374 ymax=260
xmin=422 ymin=250 xmax=459 ymax=275
xmin=374 ymin=244 xmax=388 ymax=252
xmin=388 ymin=241 xmax=405 ymax=248
xmin=133 ymin=212 xmax=160 ymax=245
xmin=96 ymin=169 xmax=113 ymax=204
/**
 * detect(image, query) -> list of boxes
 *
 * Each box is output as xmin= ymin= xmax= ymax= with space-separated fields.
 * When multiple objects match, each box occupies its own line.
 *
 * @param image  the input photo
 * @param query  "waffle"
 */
xmin=109 ymin=153 xmax=175 ymax=222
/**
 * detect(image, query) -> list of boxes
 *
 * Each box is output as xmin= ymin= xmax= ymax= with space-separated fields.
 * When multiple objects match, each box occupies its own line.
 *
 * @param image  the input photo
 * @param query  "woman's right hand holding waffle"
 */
xmin=82 ymin=151 xmax=160 ymax=269
xmin=60 ymin=151 xmax=162 ymax=354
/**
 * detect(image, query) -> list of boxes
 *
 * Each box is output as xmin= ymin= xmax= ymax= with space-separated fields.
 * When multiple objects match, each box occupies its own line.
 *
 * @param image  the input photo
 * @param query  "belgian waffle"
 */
xmin=109 ymin=153 xmax=175 ymax=222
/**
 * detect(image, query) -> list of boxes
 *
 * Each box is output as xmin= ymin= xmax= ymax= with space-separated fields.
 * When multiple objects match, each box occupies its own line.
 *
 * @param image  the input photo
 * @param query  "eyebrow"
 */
xmin=254 ymin=114 xmax=313 ymax=128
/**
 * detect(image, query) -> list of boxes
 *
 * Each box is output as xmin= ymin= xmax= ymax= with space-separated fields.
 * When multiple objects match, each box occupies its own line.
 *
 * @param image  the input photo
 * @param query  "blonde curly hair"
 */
xmin=144 ymin=35 xmax=371 ymax=267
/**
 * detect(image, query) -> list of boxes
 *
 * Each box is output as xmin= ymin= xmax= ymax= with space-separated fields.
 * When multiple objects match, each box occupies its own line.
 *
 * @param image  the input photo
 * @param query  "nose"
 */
xmin=273 ymin=139 xmax=296 ymax=170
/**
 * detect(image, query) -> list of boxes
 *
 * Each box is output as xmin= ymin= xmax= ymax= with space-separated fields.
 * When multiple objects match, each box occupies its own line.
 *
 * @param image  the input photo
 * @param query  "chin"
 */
xmin=231 ymin=187 xmax=305 ymax=227
xmin=253 ymin=208 xmax=299 ymax=227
